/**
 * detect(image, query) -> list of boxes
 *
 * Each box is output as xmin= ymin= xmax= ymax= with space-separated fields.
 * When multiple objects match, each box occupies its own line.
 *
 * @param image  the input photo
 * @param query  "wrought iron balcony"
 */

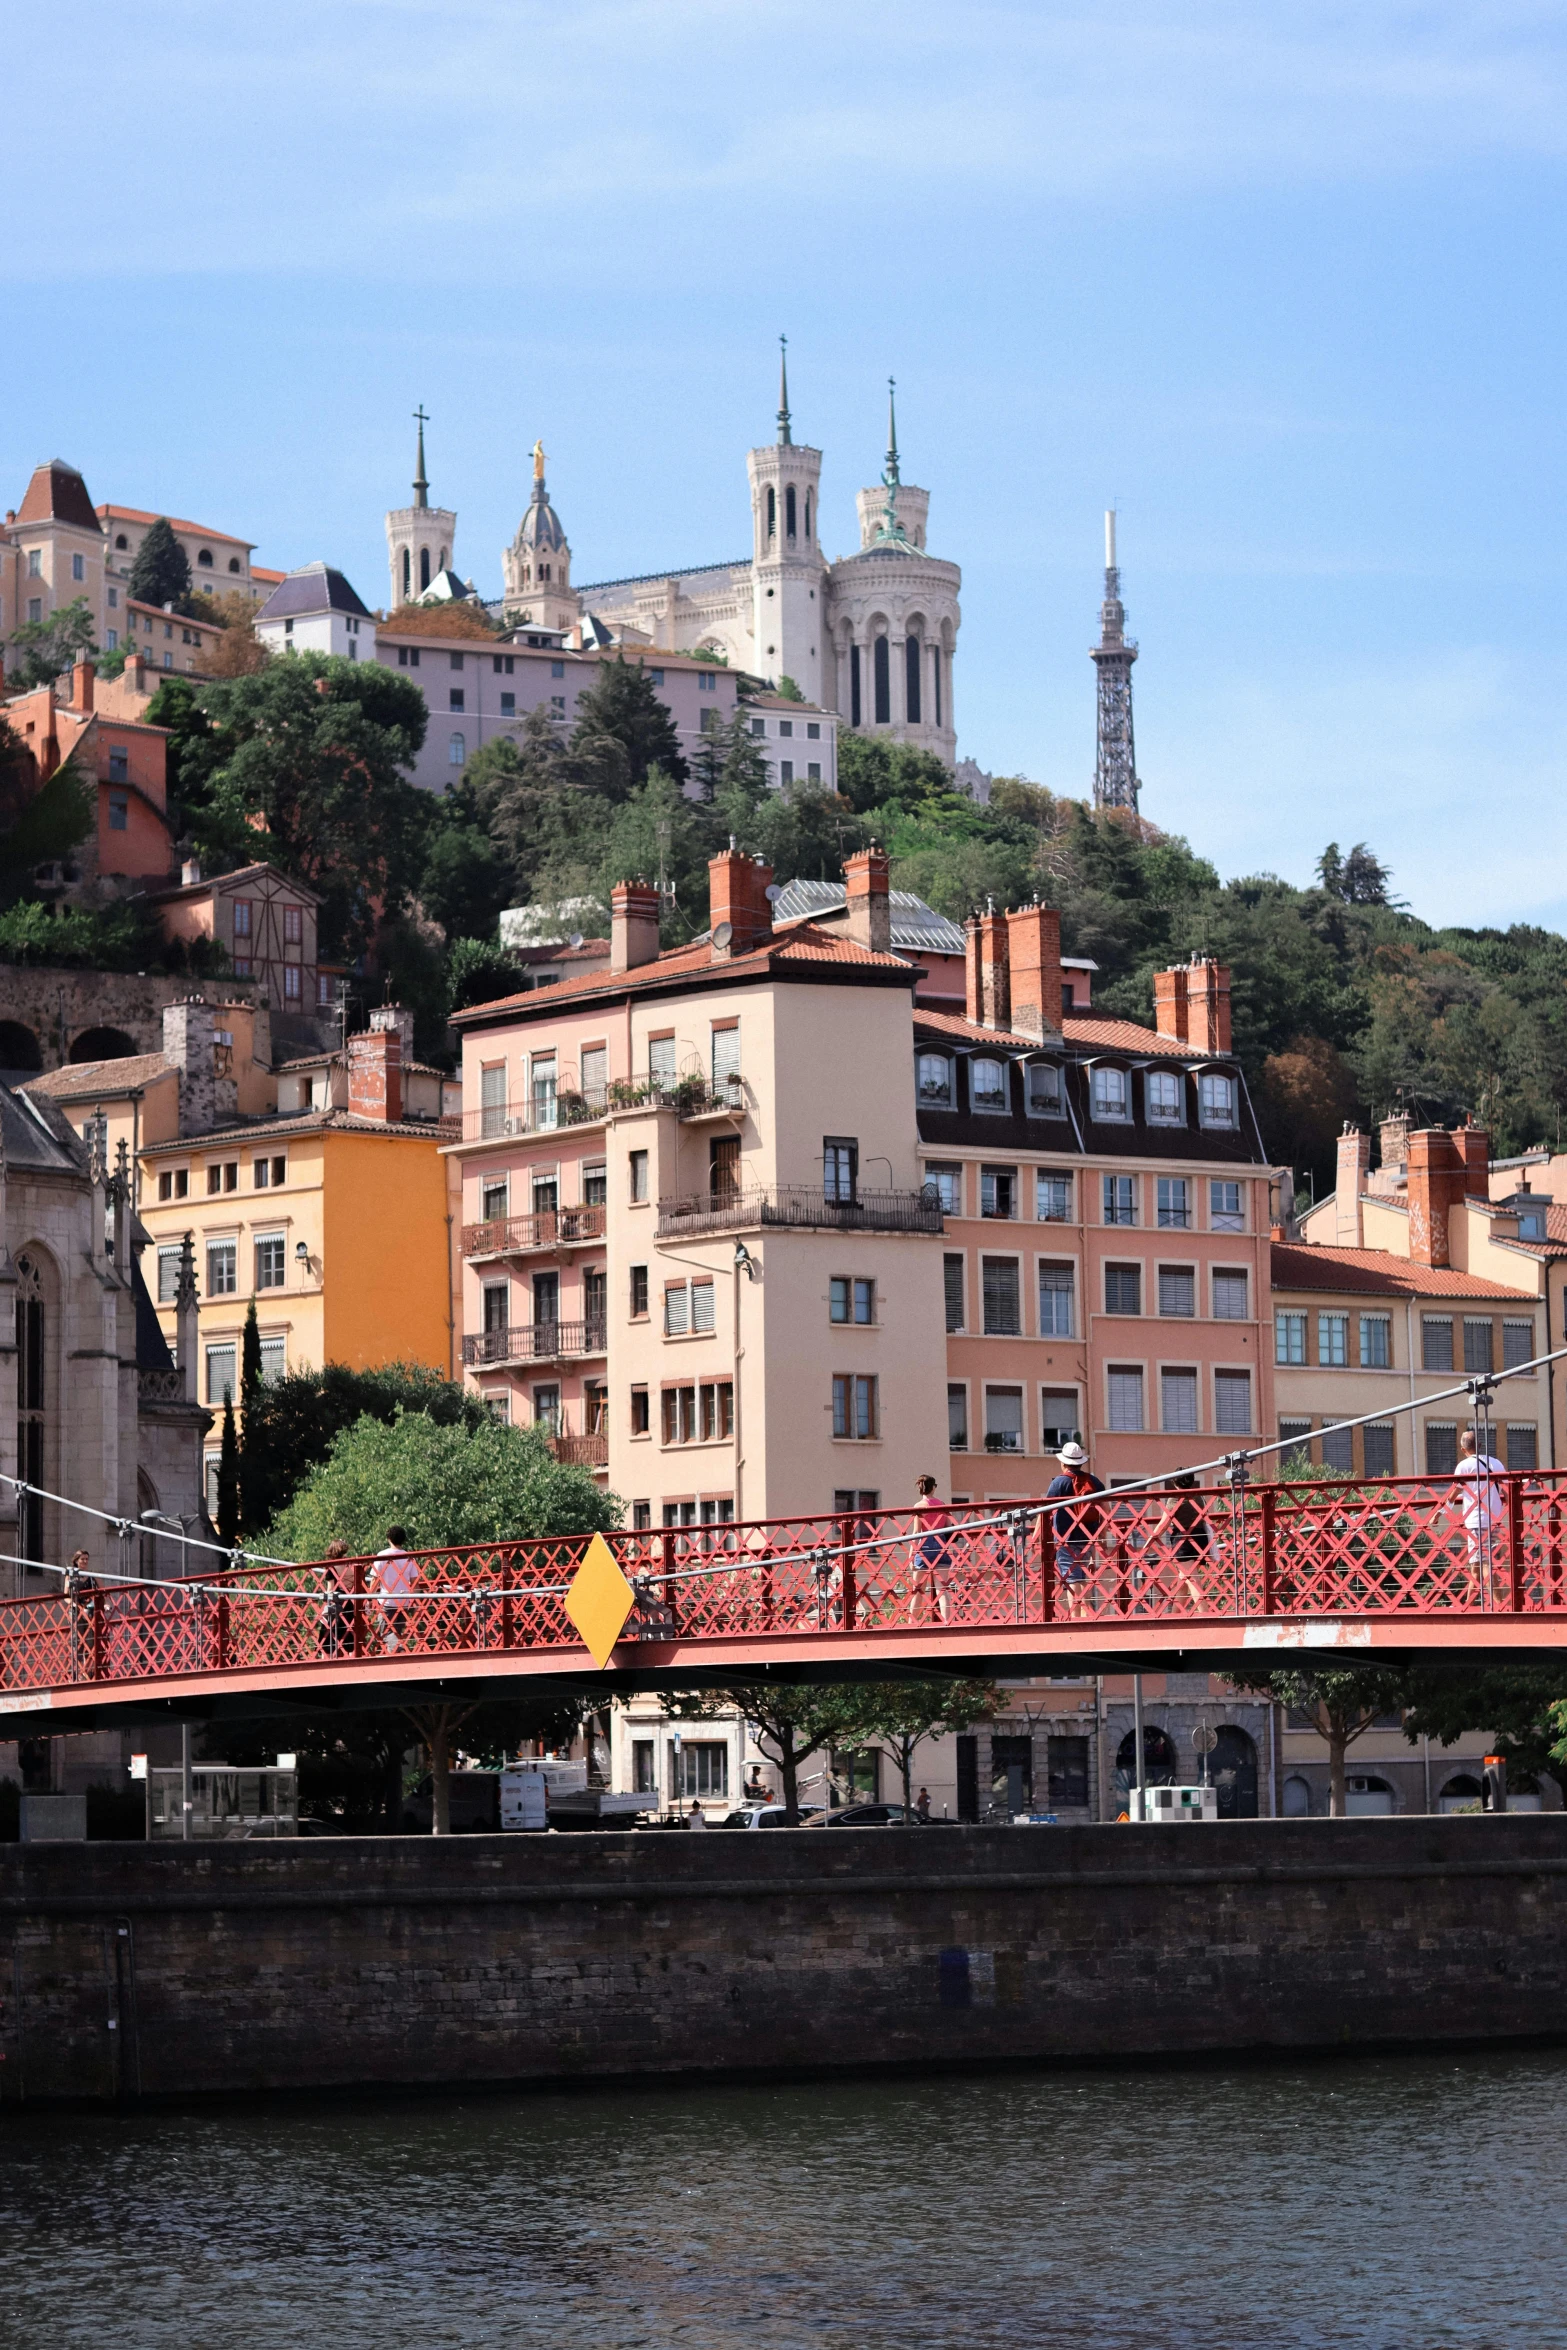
xmin=656 ymin=1184 xmax=944 ymax=1240
xmin=462 ymin=1205 xmax=607 ymax=1259
xmin=550 ymin=1431 xmax=609 ymax=1468
xmin=462 ymin=1077 xmax=742 ymax=1145
xmin=461 ymin=1319 xmax=608 ymax=1368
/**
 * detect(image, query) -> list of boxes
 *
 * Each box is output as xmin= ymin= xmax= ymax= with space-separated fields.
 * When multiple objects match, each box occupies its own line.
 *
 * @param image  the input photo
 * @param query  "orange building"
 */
xmin=4 ymin=657 xmax=172 ymax=886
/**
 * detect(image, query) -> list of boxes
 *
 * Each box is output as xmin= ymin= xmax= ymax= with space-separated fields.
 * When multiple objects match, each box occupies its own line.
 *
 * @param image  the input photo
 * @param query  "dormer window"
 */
xmin=1198 ymin=1071 xmax=1238 ymax=1129
xmin=916 ymin=1053 xmax=953 ymax=1108
xmin=1146 ymin=1069 xmax=1185 ymax=1125
xmin=1090 ymin=1066 xmax=1130 ymax=1122
xmin=970 ymin=1058 xmax=1009 ymax=1114
xmin=1025 ymin=1062 xmax=1064 ymax=1118
xmin=1512 ymin=1197 xmax=1548 ymax=1240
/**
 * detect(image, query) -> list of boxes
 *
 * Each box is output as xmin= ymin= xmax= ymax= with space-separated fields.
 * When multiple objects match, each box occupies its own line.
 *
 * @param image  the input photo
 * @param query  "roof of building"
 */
xmin=452 ymin=919 xmax=920 ymax=1028
xmin=574 ymin=559 xmax=749 ymax=596
xmin=2 ymin=1083 xmax=84 ymax=1173
xmin=97 ymin=505 xmax=254 ymax=551
xmin=251 ymin=566 xmax=286 ymax=586
xmin=144 ymin=860 xmax=322 ymax=907
xmin=275 ymin=1049 xmax=451 ymax=1079
xmin=17 ymin=461 xmax=101 ymax=535
xmin=773 ymin=878 xmax=966 ymax=956
xmin=257 ymin=563 xmax=372 ymax=623
xmin=126 ymin=598 xmax=220 ymax=636
xmin=139 ymin=1108 xmax=453 ymax=1156
xmin=512 ymin=476 xmax=568 ymax=555
xmin=25 ymin=1054 xmax=175 ymax=1101
xmin=1271 ymin=1242 xmax=1538 ymax=1302
xmin=746 ymin=691 xmax=833 ymax=716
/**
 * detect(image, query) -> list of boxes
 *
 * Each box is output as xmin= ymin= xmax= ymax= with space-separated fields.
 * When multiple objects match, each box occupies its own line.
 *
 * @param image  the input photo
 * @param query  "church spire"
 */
xmin=777 ymin=335 xmax=792 ymax=446
xmin=884 ymin=375 xmax=900 ymax=488
xmin=412 ymin=404 xmax=429 ymax=511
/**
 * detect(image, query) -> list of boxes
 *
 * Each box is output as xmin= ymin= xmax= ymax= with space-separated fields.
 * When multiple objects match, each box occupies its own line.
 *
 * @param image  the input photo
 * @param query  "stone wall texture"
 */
xmin=3 ymin=1817 xmax=1565 ymax=2106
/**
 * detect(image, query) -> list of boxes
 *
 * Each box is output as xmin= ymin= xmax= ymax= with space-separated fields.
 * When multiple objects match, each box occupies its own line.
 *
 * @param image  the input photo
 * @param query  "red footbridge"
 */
xmin=6 ymin=1470 xmax=1567 ymax=1731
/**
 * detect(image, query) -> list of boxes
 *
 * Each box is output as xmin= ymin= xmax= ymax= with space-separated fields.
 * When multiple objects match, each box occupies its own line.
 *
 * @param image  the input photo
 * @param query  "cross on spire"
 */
xmin=412 ymin=404 xmax=430 ymax=510
xmin=777 ymin=335 xmax=792 ymax=446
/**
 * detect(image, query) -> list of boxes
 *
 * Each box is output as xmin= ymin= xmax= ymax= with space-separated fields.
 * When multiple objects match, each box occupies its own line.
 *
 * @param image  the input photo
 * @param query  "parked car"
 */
xmin=826 ymin=1802 xmax=911 ymax=1827
xmin=716 ymin=1804 xmax=824 ymax=1829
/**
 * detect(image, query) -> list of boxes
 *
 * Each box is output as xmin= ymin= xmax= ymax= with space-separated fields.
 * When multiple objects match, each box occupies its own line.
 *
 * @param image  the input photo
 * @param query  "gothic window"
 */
xmin=850 ymin=643 xmax=862 ymax=727
xmin=785 ymin=484 xmax=797 ymax=539
xmin=933 ymin=644 xmax=943 ymax=729
xmin=419 ymin=546 xmax=431 ymax=592
xmin=15 ymin=1254 xmax=45 ymax=1569
xmin=905 ymin=635 xmax=921 ymax=724
xmin=439 ymin=548 xmax=448 ymax=570
xmin=401 ymin=548 xmax=410 ymax=598
xmin=804 ymin=490 xmax=812 ymax=540
xmin=766 ymin=487 xmax=776 ymax=540
xmin=873 ymin=635 xmax=890 ymax=724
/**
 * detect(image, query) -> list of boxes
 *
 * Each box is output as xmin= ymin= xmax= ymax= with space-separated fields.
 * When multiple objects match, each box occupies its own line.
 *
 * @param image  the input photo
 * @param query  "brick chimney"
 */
xmin=1004 ymin=904 xmax=1063 ymax=1038
xmin=708 ymin=846 xmax=773 ymax=959
xmin=1186 ymin=958 xmax=1232 ymax=1054
xmin=1456 ymin=1119 xmax=1490 ymax=1197
xmin=162 ymin=998 xmax=234 ymax=1134
xmin=71 ymin=658 xmax=94 ymax=713
xmin=843 ymin=846 xmax=891 ymax=954
xmin=348 ymin=1025 xmax=403 ymax=1123
xmin=370 ymin=1001 xmax=415 ymax=1061
xmin=1378 ymin=1112 xmax=1410 ymax=1179
xmin=1153 ymin=967 xmax=1189 ymax=1044
xmin=1334 ymin=1124 xmax=1370 ymax=1247
xmin=610 ymin=880 xmax=661 ymax=973
xmin=1407 ymin=1128 xmax=1463 ymax=1268
xmin=965 ymin=907 xmax=1011 ymax=1031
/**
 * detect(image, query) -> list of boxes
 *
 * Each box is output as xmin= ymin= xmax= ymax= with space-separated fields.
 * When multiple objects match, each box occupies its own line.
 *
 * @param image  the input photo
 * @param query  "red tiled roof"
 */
xmin=452 ymin=921 xmax=916 ymax=1024
xmin=913 ymin=1007 xmax=1037 ymax=1050
xmin=140 ymin=1109 xmax=450 ymax=1154
xmin=25 ymin=1054 xmax=173 ymax=1098
xmin=17 ymin=462 xmax=101 ymax=533
xmin=1271 ymin=1242 xmax=1538 ymax=1301
xmin=1062 ymin=1014 xmax=1202 ymax=1059
xmin=97 ymin=505 xmax=253 ymax=551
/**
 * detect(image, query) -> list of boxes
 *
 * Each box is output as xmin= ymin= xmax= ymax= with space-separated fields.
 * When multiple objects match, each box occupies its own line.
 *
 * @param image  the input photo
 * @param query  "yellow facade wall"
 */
xmin=321 ymin=1128 xmax=457 ymax=1376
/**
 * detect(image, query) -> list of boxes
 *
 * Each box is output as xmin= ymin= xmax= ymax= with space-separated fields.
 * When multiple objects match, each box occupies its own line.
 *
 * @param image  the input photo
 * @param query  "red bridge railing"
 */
xmin=4 ymin=1470 xmax=1566 ymax=1699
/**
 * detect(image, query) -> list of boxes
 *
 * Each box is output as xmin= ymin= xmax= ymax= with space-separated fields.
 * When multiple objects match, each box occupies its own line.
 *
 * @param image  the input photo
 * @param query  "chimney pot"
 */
xmin=610 ymin=880 xmax=662 ymax=973
xmin=348 ymin=1025 xmax=403 ymax=1124
xmin=1004 ymin=903 xmax=1062 ymax=1037
xmin=965 ymin=907 xmax=1011 ymax=1031
xmin=707 ymin=848 xmax=773 ymax=958
xmin=843 ymin=846 xmax=891 ymax=954
xmin=72 ymin=658 xmax=94 ymax=713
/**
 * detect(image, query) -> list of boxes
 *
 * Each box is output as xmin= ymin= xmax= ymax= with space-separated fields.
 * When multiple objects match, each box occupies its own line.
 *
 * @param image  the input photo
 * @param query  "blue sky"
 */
xmin=9 ymin=1 xmax=1567 ymax=928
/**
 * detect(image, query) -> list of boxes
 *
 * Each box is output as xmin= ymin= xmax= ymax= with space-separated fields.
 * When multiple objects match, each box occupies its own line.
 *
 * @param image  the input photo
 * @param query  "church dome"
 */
xmin=515 ymin=474 xmax=567 ymax=554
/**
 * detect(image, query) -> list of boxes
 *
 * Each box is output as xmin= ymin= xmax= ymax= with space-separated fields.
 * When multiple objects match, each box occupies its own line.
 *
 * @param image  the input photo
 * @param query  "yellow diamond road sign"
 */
xmin=566 ymin=1534 xmax=637 ymax=1669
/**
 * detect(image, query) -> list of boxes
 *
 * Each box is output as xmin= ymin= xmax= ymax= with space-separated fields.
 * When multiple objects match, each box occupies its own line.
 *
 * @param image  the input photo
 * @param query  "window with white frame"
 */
xmin=1360 ymin=1313 xmax=1392 ymax=1368
xmin=1158 ymin=1266 xmax=1195 ymax=1318
xmin=530 ymin=1057 xmax=557 ymax=1130
xmin=1107 ymin=1367 xmax=1144 ymax=1432
xmin=1422 ymin=1316 xmax=1454 ymax=1373
xmin=1038 ymin=1263 xmax=1075 ymax=1336
xmin=970 ymin=1058 xmax=1009 ymax=1114
xmin=1037 ymin=1172 xmax=1073 ymax=1222
xmin=1318 ymin=1311 xmax=1349 ymax=1367
xmin=916 ymin=1053 xmax=953 ymax=1108
xmin=1210 ymin=1181 xmax=1245 ymax=1231
xmin=1146 ymin=1069 xmax=1184 ymax=1125
xmin=207 ymin=1239 xmax=237 ymax=1296
xmin=664 ymin=1279 xmax=716 ymax=1336
xmin=1025 ymin=1062 xmax=1064 ymax=1117
xmin=259 ymin=1335 xmax=286 ymax=1386
xmin=1157 ymin=1177 xmax=1190 ymax=1229
xmin=480 ymin=1063 xmax=506 ymax=1138
xmin=1040 ymin=1388 xmax=1079 ymax=1450
xmin=925 ymin=1162 xmax=961 ymax=1213
xmin=206 ymin=1344 xmax=237 ymax=1405
xmin=254 ymin=1233 xmax=286 ymax=1289
xmin=1102 ymin=1174 xmax=1137 ymax=1227
xmin=648 ymin=1035 xmax=677 ymax=1088
xmin=712 ymin=1024 xmax=740 ymax=1092
xmin=1090 ymin=1066 xmax=1130 ymax=1121
xmin=1198 ymin=1071 xmax=1238 ymax=1128
xmin=980 ymin=1166 xmax=1017 ymax=1219
xmin=832 ymin=1374 xmax=878 ymax=1439
xmin=1275 ymin=1311 xmax=1306 ymax=1365
xmin=1161 ymin=1367 xmax=1199 ymax=1434
xmin=1212 ymin=1268 xmax=1248 ymax=1321
xmin=1214 ymin=1370 xmax=1252 ymax=1434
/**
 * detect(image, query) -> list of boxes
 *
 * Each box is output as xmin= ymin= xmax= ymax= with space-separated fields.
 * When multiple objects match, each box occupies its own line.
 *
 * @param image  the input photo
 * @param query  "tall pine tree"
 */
xmin=239 ymin=1298 xmax=265 ymax=1534
xmin=216 ymin=1401 xmax=240 ymax=1545
xmin=127 ymin=517 xmax=193 ymax=612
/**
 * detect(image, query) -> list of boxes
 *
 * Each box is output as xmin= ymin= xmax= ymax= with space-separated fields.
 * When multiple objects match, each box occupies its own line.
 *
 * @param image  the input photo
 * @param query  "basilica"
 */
xmin=384 ymin=355 xmax=961 ymax=766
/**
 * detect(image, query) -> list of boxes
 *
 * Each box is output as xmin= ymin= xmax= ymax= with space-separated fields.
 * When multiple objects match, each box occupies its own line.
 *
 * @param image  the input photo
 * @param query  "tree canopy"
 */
xmin=240 ymin=1358 xmax=493 ymax=1535
xmin=5 ymin=596 xmax=98 ymax=691
xmin=127 ymin=517 xmax=193 ymax=613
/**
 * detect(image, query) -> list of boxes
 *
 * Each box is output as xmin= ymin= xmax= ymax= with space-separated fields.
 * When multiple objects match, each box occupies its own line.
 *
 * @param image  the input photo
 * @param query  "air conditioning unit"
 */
xmin=1129 ymin=1784 xmax=1218 ymax=1823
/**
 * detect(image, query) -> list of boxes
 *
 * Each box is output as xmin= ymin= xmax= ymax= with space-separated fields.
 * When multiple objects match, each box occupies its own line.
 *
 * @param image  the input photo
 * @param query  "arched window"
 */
xmin=1211 ymin=1725 xmax=1259 ymax=1819
xmin=804 ymin=490 xmax=812 ymax=540
xmin=438 ymin=547 xmax=448 ymax=571
xmin=766 ymin=486 xmax=776 ymax=540
xmin=401 ymin=548 xmax=411 ymax=598
xmin=114 ymin=533 xmax=128 ymax=550
xmin=197 ymin=549 xmax=214 ymax=569
xmin=850 ymin=644 xmax=862 ymax=727
xmin=449 ymin=732 xmax=466 ymax=767
xmin=542 ymin=563 xmax=550 ymax=582
xmin=0 ymin=1021 xmax=42 ymax=1072
xmin=15 ymin=1254 xmax=45 ymax=1569
xmin=904 ymin=634 xmax=922 ymax=724
xmin=932 ymin=643 xmax=943 ymax=729
xmin=419 ymin=547 xmax=431 ymax=592
xmin=227 ymin=556 xmax=241 ymax=573
xmin=785 ymin=484 xmax=797 ymax=539
xmin=873 ymin=635 xmax=890 ymax=724
xmin=1115 ymin=1725 xmax=1178 ymax=1794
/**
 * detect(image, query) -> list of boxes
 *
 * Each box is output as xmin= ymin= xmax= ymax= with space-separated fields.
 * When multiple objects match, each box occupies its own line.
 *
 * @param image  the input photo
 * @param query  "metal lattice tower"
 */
xmin=1091 ymin=509 xmax=1140 ymax=814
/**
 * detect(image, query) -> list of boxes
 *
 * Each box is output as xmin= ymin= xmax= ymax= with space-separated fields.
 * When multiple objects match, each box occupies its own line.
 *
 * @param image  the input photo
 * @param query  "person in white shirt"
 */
xmin=372 ymin=1525 xmax=418 ymax=1652
xmin=1453 ymin=1428 xmax=1506 ymax=1602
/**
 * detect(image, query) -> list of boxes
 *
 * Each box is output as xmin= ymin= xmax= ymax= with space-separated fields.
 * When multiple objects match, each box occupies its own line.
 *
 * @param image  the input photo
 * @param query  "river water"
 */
xmin=2 ymin=2050 xmax=1562 ymax=2349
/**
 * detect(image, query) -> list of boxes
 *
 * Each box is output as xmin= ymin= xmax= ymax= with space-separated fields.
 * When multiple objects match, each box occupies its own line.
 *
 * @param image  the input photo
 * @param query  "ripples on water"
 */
xmin=1 ymin=2051 xmax=1563 ymax=2349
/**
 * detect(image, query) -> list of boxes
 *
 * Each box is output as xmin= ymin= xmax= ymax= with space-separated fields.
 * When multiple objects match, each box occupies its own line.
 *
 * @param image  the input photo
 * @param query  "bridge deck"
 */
xmin=6 ymin=1471 xmax=1567 ymax=1726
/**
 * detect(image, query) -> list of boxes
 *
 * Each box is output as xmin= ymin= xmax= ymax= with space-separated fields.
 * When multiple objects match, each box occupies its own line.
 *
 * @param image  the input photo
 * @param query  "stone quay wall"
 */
xmin=3 ymin=1817 xmax=1564 ymax=2107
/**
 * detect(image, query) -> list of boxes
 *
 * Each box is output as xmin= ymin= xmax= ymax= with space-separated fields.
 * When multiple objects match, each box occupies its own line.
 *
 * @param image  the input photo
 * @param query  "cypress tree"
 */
xmin=127 ymin=516 xmax=193 ymax=613
xmin=216 ymin=1401 xmax=240 ymax=1545
xmin=239 ymin=1298 xmax=265 ymax=1533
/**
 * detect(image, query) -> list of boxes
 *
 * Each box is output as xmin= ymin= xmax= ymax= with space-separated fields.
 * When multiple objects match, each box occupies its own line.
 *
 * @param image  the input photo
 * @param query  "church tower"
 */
xmin=384 ymin=409 xmax=458 ymax=610
xmin=745 ymin=339 xmax=827 ymax=702
xmin=501 ymin=443 xmax=576 ymax=632
xmin=1090 ymin=510 xmax=1140 ymax=813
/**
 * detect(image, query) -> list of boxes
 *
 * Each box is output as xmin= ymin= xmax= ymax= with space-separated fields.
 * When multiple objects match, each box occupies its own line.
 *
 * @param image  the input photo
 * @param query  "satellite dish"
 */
xmin=764 ymin=883 xmax=783 ymax=903
xmin=712 ymin=921 xmax=734 ymax=949
xmin=568 ymin=932 xmax=584 ymax=949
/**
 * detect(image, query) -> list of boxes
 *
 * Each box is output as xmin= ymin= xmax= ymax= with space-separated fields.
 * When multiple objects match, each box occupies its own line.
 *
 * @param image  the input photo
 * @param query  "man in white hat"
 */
xmin=1045 ymin=1441 xmax=1104 ymax=1619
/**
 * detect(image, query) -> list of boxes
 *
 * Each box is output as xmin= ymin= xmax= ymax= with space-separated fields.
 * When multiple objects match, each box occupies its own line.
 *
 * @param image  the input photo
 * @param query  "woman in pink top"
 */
xmin=372 ymin=1525 xmax=418 ymax=1653
xmin=909 ymin=1474 xmax=952 ymax=1625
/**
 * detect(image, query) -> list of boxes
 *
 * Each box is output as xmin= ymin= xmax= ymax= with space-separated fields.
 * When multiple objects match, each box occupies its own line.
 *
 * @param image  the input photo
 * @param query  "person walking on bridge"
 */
xmin=372 ymin=1526 xmax=418 ymax=1654
xmin=909 ymin=1473 xmax=952 ymax=1625
xmin=1454 ymin=1426 xmax=1506 ymax=1605
xmin=1046 ymin=1443 xmax=1104 ymax=1620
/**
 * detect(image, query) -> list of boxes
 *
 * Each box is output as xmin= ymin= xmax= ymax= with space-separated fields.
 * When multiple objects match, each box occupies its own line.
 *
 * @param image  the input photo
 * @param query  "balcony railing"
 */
xmin=462 ymin=1205 xmax=607 ymax=1259
xmin=656 ymin=1184 xmax=945 ymax=1240
xmin=461 ymin=1077 xmax=743 ymax=1144
xmin=137 ymin=1368 xmax=188 ymax=1406
xmin=461 ymin=1319 xmax=608 ymax=1368
xmin=550 ymin=1431 xmax=609 ymax=1468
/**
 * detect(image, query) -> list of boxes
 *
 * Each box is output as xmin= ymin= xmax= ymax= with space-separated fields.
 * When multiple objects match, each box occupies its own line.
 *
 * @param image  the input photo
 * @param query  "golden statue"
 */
xmin=532 ymin=439 xmax=546 ymax=482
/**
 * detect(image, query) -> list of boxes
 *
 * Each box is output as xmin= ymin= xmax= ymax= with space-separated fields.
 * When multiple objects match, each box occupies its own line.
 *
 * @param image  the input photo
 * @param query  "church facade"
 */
xmin=386 ymin=363 xmax=961 ymax=767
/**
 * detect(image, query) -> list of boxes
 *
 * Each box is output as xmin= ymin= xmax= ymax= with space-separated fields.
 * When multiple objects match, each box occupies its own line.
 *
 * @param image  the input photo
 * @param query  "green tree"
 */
xmin=238 ymin=1299 xmax=265 ymax=1532
xmin=195 ymin=656 xmax=429 ymax=961
xmin=774 ymin=674 xmax=804 ymax=702
xmin=417 ymin=778 xmax=513 ymax=941
xmin=1404 ymin=1666 xmax=1567 ymax=1805
xmin=447 ymin=936 xmax=527 ymax=1014
xmin=571 ymin=655 xmax=688 ymax=793
xmin=141 ymin=676 xmax=221 ymax=842
xmin=240 ymin=1359 xmax=491 ymax=1534
xmin=835 ymin=733 xmax=954 ymax=814
xmin=127 ymin=517 xmax=193 ymax=612
xmin=0 ymin=752 xmax=93 ymax=904
xmin=5 ymin=596 xmax=98 ymax=691
xmin=849 ymin=1679 xmax=1005 ymax=1816
xmin=215 ymin=1401 xmax=240 ymax=1546
xmin=675 ymin=1684 xmax=873 ymax=1824
xmin=1228 ymin=1664 xmax=1411 ymax=1814
xmin=596 ymin=765 xmax=709 ymax=936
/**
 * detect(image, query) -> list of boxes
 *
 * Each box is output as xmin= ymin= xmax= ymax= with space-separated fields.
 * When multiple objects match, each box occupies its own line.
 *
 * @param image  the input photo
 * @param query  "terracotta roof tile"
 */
xmin=452 ymin=921 xmax=914 ymax=1025
xmin=1272 ymin=1242 xmax=1538 ymax=1301
xmin=1062 ymin=1014 xmax=1205 ymax=1059
xmin=25 ymin=1054 xmax=173 ymax=1098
